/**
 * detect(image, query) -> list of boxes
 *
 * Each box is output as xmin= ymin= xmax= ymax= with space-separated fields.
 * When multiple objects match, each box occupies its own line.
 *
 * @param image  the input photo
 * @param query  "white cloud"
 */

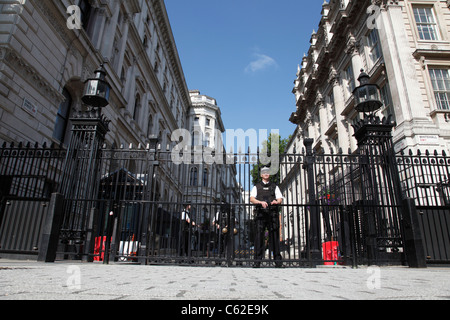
xmin=245 ymin=53 xmax=277 ymax=73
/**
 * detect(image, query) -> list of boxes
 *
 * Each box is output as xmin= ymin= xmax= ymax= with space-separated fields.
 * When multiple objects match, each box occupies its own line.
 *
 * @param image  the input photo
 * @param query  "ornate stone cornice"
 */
xmin=152 ymin=0 xmax=191 ymax=110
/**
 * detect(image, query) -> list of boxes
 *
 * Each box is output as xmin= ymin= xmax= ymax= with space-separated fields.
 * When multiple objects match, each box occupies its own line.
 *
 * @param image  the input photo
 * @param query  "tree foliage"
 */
xmin=250 ymin=133 xmax=290 ymax=185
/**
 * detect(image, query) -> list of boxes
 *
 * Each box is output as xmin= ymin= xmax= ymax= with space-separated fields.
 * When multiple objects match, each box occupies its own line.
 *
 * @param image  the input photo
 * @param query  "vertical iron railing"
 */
xmin=1 ymin=138 xmax=449 ymax=265
xmin=91 ymin=144 xmax=408 ymax=267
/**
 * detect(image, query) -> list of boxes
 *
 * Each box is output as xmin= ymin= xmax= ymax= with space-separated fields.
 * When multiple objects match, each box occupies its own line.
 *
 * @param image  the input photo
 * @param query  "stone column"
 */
xmin=330 ymin=68 xmax=350 ymax=152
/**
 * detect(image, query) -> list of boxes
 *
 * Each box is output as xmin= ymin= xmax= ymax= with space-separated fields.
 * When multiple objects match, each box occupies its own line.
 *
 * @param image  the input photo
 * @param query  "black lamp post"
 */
xmin=82 ymin=64 xmax=111 ymax=109
xmin=352 ymin=69 xmax=426 ymax=268
xmin=352 ymin=69 xmax=399 ymax=265
xmin=59 ymin=65 xmax=112 ymax=263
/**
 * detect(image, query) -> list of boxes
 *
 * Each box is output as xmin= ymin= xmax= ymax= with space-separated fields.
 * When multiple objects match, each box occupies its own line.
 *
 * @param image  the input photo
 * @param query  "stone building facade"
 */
xmin=187 ymin=90 xmax=240 ymax=208
xmin=281 ymin=0 xmax=450 ymax=258
xmin=0 ymin=0 xmax=190 ymax=149
xmin=0 ymin=0 xmax=195 ymax=206
xmin=289 ymin=0 xmax=450 ymax=155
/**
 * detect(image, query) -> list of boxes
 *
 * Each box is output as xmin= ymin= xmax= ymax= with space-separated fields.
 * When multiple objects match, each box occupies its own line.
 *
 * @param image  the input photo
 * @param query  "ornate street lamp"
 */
xmin=59 ymin=65 xmax=111 ymax=262
xmin=353 ymin=69 xmax=382 ymax=115
xmin=82 ymin=64 xmax=111 ymax=108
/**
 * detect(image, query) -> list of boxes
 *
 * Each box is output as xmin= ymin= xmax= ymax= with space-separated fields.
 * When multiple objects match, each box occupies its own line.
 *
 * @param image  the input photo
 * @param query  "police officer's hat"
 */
xmin=260 ymin=167 xmax=271 ymax=174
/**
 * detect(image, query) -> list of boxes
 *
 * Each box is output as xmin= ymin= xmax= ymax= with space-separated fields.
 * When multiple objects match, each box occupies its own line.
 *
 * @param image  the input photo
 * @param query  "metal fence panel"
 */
xmin=397 ymin=150 xmax=450 ymax=264
xmin=0 ymin=199 xmax=49 ymax=256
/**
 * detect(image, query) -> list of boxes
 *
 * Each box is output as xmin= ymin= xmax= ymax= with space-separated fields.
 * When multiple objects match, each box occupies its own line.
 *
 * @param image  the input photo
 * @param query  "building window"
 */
xmin=143 ymin=35 xmax=148 ymax=48
xmin=367 ymin=29 xmax=383 ymax=66
xmin=203 ymin=168 xmax=209 ymax=187
xmin=204 ymin=133 xmax=210 ymax=147
xmin=344 ymin=64 xmax=355 ymax=99
xmin=53 ymin=87 xmax=72 ymax=144
xmin=190 ymin=167 xmax=198 ymax=186
xmin=75 ymin=0 xmax=92 ymax=33
xmin=413 ymin=7 xmax=439 ymax=41
xmin=133 ymin=94 xmax=141 ymax=121
xmin=429 ymin=68 xmax=450 ymax=110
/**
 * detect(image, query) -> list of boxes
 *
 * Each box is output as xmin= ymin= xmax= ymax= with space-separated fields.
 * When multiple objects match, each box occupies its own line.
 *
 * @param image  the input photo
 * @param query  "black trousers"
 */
xmin=180 ymin=221 xmax=192 ymax=257
xmin=180 ymin=229 xmax=189 ymax=256
xmin=254 ymin=210 xmax=282 ymax=263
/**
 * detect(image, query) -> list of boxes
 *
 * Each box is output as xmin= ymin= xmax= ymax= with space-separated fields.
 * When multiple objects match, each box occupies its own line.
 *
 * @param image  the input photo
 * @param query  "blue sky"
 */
xmin=165 ymin=0 xmax=324 ymax=147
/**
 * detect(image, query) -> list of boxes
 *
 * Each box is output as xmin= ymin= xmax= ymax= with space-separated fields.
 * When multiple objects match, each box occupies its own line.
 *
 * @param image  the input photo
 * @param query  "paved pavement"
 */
xmin=0 ymin=259 xmax=449 ymax=302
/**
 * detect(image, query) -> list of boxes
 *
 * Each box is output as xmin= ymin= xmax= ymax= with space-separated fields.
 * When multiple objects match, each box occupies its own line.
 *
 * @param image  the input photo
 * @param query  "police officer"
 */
xmin=250 ymin=167 xmax=284 ymax=268
xmin=180 ymin=202 xmax=196 ymax=257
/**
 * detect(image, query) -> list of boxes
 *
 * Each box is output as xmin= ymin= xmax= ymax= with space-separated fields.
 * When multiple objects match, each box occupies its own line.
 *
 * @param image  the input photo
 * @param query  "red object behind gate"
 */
xmin=322 ymin=241 xmax=341 ymax=265
xmin=94 ymin=236 xmax=109 ymax=261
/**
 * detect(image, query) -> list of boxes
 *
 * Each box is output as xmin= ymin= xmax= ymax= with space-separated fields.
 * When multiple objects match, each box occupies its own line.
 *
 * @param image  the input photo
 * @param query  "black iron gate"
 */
xmin=53 ymin=141 xmax=408 ymax=267
xmin=2 ymin=140 xmax=449 ymax=266
xmin=1 ymin=122 xmax=449 ymax=266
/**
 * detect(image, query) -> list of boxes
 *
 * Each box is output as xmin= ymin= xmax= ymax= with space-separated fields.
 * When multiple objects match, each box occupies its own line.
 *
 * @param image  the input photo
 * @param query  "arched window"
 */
xmin=133 ymin=94 xmax=141 ymax=121
xmin=76 ymin=0 xmax=92 ymax=31
xmin=143 ymin=35 xmax=148 ymax=48
xmin=203 ymin=168 xmax=209 ymax=187
xmin=190 ymin=167 xmax=198 ymax=186
xmin=53 ymin=87 xmax=72 ymax=144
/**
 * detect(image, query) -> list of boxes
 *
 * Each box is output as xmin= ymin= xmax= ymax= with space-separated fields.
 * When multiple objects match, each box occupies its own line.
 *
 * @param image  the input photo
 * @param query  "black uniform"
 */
xmin=253 ymin=181 xmax=282 ymax=266
xmin=180 ymin=209 xmax=192 ymax=257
